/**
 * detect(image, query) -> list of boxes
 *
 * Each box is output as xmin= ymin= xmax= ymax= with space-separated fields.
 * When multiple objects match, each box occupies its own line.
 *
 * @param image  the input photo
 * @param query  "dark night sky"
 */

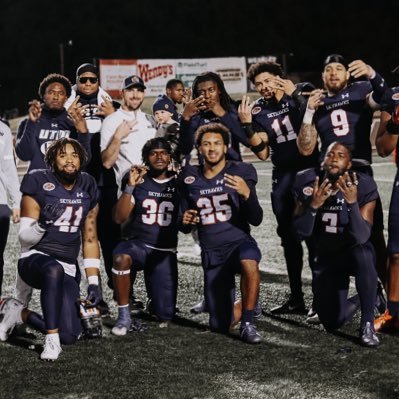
xmin=0 ymin=0 xmax=398 ymax=117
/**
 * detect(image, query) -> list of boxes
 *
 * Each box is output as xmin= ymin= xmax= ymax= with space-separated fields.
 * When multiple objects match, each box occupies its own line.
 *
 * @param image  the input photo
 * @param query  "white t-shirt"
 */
xmin=100 ymin=108 xmax=156 ymax=192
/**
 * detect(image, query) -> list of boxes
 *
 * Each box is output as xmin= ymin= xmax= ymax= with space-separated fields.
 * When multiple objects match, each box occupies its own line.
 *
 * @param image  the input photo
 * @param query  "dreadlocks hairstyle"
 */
xmin=38 ymin=73 xmax=72 ymax=99
xmin=192 ymin=72 xmax=234 ymax=112
xmin=141 ymin=137 xmax=173 ymax=166
xmin=45 ymin=137 xmax=88 ymax=170
xmin=195 ymin=122 xmax=230 ymax=148
xmin=247 ymin=62 xmax=284 ymax=84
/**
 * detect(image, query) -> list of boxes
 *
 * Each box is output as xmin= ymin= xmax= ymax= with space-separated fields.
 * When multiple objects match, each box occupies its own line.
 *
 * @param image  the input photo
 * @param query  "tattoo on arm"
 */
xmin=297 ymin=123 xmax=317 ymax=154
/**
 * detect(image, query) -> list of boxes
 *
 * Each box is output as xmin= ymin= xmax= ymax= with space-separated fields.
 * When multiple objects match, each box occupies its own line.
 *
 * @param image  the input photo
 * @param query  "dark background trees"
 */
xmin=0 ymin=0 xmax=397 ymax=117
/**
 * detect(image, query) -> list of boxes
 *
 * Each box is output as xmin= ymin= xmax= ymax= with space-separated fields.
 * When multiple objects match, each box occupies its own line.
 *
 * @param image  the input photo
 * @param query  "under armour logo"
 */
xmin=167 ymin=187 xmax=175 ymax=192
xmin=51 ymin=123 xmax=58 ymax=128
xmin=76 ymin=192 xmax=83 ymax=198
xmin=337 ymin=198 xmax=344 ymax=204
xmin=341 ymin=93 xmax=349 ymax=99
xmin=216 ymin=179 xmax=224 ymax=185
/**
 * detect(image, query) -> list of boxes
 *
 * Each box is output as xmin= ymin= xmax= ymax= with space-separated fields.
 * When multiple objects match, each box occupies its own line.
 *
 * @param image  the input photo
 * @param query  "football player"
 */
xmin=293 ymin=142 xmax=380 ymax=346
xmin=297 ymin=54 xmax=388 ymax=305
xmin=374 ymin=86 xmax=399 ymax=331
xmin=240 ymin=61 xmax=319 ymax=316
xmin=179 ymin=123 xmax=263 ymax=344
xmin=0 ymin=138 xmax=102 ymax=361
xmin=111 ymin=137 xmax=179 ymax=335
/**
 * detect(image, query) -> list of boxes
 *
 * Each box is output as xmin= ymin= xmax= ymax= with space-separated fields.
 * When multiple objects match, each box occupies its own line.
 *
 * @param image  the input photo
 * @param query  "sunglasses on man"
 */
xmin=79 ymin=77 xmax=98 ymax=84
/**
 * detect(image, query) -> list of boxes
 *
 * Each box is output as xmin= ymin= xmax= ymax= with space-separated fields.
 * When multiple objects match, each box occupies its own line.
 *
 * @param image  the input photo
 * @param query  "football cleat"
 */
xmin=270 ymin=297 xmax=306 ymax=315
xmin=40 ymin=333 xmax=62 ymax=361
xmin=111 ymin=314 xmax=132 ymax=336
xmin=240 ymin=322 xmax=262 ymax=344
xmin=360 ymin=322 xmax=380 ymax=347
xmin=306 ymin=307 xmax=320 ymax=324
xmin=374 ymin=310 xmax=399 ymax=332
xmin=190 ymin=298 xmax=208 ymax=314
xmin=0 ymin=298 xmax=24 ymax=341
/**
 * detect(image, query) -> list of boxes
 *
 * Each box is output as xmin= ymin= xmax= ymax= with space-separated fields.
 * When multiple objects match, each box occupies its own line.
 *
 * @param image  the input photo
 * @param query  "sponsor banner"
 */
xmin=137 ymin=59 xmax=176 ymax=96
xmin=176 ymin=57 xmax=247 ymax=94
xmin=99 ymin=59 xmax=138 ymax=98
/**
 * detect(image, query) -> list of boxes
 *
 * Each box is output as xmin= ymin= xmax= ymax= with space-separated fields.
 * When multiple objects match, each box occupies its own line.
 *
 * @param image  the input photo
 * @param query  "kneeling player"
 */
xmin=180 ymin=123 xmax=263 ymax=344
xmin=111 ymin=138 xmax=179 ymax=335
xmin=0 ymin=138 xmax=102 ymax=360
xmin=293 ymin=142 xmax=380 ymax=346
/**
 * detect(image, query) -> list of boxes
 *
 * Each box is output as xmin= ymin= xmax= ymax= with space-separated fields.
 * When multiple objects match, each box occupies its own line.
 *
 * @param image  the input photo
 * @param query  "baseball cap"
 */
xmin=122 ymin=75 xmax=146 ymax=90
xmin=76 ymin=63 xmax=99 ymax=78
xmin=323 ymin=54 xmax=348 ymax=69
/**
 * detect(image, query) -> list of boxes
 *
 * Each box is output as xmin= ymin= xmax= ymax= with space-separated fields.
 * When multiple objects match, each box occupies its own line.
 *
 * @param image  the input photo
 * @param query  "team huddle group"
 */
xmin=0 ymin=53 xmax=398 ymax=361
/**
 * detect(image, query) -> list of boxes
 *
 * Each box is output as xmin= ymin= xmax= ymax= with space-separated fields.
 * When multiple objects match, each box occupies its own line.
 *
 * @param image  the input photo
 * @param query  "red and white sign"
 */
xmin=99 ymin=59 xmax=138 ymax=98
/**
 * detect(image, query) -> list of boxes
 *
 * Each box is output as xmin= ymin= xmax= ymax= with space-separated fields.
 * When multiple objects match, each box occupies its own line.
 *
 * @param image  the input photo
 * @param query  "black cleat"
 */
xmin=129 ymin=295 xmax=144 ymax=314
xmin=360 ymin=322 xmax=380 ymax=347
xmin=305 ymin=307 xmax=320 ymax=324
xmin=240 ymin=322 xmax=262 ymax=344
xmin=270 ymin=298 xmax=306 ymax=315
xmin=190 ymin=298 xmax=208 ymax=314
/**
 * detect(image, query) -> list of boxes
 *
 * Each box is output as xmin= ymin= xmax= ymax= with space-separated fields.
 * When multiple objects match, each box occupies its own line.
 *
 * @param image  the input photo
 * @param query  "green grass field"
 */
xmin=1 ymin=155 xmax=399 ymax=399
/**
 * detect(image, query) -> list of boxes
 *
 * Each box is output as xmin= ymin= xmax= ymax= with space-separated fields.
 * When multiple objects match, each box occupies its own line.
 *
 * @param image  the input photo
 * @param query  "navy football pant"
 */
xmin=271 ymin=169 xmax=314 ymax=299
xmin=201 ymin=239 xmax=262 ymax=333
xmin=0 ymin=205 xmax=11 ymax=296
xmin=312 ymin=242 xmax=377 ymax=330
xmin=18 ymin=254 xmax=82 ymax=344
xmin=113 ymin=240 xmax=178 ymax=321
xmin=387 ymin=171 xmax=399 ymax=255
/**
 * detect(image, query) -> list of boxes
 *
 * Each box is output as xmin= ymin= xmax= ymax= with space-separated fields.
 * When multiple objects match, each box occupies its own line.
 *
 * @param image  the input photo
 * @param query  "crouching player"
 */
xmin=0 ymin=138 xmax=102 ymax=360
xmin=179 ymin=123 xmax=263 ymax=344
xmin=293 ymin=142 xmax=380 ymax=346
xmin=111 ymin=137 xmax=179 ymax=335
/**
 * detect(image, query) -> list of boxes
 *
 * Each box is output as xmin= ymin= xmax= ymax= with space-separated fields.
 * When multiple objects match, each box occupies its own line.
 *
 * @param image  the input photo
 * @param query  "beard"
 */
xmin=53 ymin=165 xmax=79 ymax=185
xmin=325 ymin=80 xmax=347 ymax=95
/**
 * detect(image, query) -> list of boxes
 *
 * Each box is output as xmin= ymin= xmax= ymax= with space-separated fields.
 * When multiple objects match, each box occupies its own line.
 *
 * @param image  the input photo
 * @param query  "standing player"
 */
xmin=374 ymin=86 xmax=399 ymax=330
xmin=111 ymin=137 xmax=179 ymax=334
xmin=0 ymin=120 xmax=21 ymax=296
xmin=241 ymin=61 xmax=319 ymax=315
xmin=179 ymin=71 xmax=266 ymax=162
xmin=293 ymin=142 xmax=380 ymax=346
xmin=165 ymin=78 xmax=186 ymax=122
xmin=0 ymin=138 xmax=102 ymax=360
xmin=15 ymin=73 xmax=90 ymax=172
xmin=296 ymin=54 xmax=388 ymax=299
xmin=180 ymin=123 xmax=263 ymax=344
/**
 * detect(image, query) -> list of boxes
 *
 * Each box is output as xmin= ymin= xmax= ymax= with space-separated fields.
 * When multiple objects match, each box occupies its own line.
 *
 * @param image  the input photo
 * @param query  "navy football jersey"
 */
xmin=20 ymin=169 xmax=98 ymax=263
xmin=120 ymin=174 xmax=179 ymax=249
xmin=294 ymin=168 xmax=378 ymax=254
xmin=179 ymin=161 xmax=263 ymax=250
xmin=313 ymin=81 xmax=374 ymax=163
xmin=381 ymin=86 xmax=399 ymax=167
xmin=252 ymin=94 xmax=319 ymax=170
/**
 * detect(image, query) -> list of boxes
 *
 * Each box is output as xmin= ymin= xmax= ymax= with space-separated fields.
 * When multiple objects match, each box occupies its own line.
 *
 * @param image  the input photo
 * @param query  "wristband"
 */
xmin=250 ymin=141 xmax=267 ymax=153
xmin=303 ymin=107 xmax=315 ymax=125
xmin=124 ymin=185 xmax=135 ymax=195
xmin=241 ymin=123 xmax=255 ymax=139
xmin=87 ymin=275 xmax=99 ymax=285
xmin=83 ymin=258 xmax=101 ymax=269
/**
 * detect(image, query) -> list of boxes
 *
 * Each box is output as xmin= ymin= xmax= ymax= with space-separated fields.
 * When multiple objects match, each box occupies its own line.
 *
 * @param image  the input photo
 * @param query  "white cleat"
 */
xmin=0 ymin=298 xmax=24 ymax=341
xmin=111 ymin=317 xmax=132 ymax=336
xmin=40 ymin=333 xmax=62 ymax=361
